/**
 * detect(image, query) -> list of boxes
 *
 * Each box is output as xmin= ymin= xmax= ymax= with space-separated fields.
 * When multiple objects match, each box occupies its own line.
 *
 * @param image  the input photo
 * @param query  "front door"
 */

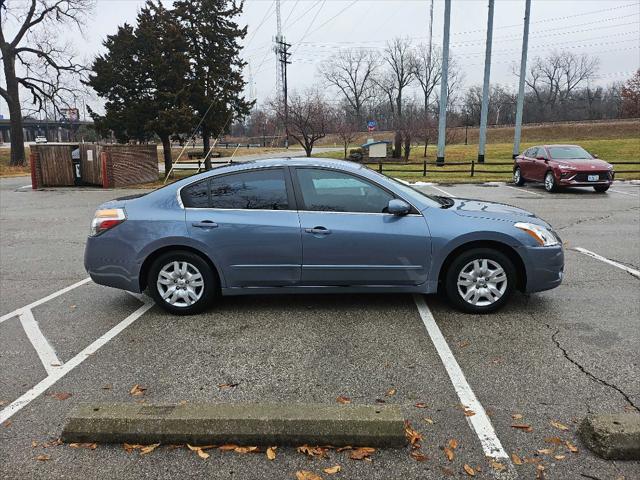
xmin=292 ymin=167 xmax=431 ymax=286
xmin=183 ymin=168 xmax=302 ymax=287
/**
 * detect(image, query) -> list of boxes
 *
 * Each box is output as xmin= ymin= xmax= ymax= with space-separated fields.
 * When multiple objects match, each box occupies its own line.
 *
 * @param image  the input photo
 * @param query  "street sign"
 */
xmin=367 ymin=120 xmax=377 ymax=132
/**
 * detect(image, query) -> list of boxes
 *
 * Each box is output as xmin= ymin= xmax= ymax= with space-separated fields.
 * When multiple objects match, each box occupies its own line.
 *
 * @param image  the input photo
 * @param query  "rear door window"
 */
xmin=209 ymin=168 xmax=289 ymax=210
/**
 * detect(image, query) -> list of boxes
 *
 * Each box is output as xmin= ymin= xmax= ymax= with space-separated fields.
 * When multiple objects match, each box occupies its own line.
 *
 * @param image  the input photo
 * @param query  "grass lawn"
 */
xmin=0 ymin=147 xmax=31 ymax=177
xmin=313 ymin=138 xmax=640 ymax=183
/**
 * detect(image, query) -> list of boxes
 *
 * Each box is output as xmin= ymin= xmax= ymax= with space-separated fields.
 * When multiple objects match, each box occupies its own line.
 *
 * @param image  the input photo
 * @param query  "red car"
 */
xmin=513 ymin=144 xmax=614 ymax=193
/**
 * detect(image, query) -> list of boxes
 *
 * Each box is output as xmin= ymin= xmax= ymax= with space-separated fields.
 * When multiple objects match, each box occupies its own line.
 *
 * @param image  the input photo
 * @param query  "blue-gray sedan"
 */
xmin=85 ymin=158 xmax=564 ymax=315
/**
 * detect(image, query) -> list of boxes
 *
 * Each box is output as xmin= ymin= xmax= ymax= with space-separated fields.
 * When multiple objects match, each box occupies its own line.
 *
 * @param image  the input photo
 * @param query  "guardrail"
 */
xmin=362 ymin=159 xmax=640 ymax=177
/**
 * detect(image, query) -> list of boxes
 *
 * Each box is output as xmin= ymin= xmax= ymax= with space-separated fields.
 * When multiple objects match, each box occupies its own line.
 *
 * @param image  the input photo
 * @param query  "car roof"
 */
xmin=540 ymin=144 xmax=581 ymax=148
xmin=244 ymin=157 xmax=364 ymax=170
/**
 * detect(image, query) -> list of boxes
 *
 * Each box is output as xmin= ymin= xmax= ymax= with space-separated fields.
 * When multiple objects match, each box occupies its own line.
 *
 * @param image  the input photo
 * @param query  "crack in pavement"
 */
xmin=546 ymin=324 xmax=640 ymax=413
xmin=556 ymin=206 xmax=640 ymax=231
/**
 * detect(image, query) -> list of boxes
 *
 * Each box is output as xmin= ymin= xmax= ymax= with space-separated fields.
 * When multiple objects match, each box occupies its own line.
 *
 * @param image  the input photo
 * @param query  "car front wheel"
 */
xmin=544 ymin=171 xmax=558 ymax=192
xmin=148 ymin=250 xmax=216 ymax=315
xmin=513 ymin=167 xmax=525 ymax=186
xmin=444 ymin=248 xmax=516 ymax=314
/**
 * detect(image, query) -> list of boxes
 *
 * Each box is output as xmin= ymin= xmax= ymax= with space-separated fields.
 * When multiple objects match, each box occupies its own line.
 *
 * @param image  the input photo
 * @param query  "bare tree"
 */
xmin=273 ymin=89 xmax=328 ymax=157
xmin=1 ymin=0 xmax=93 ymax=165
xmin=320 ymin=49 xmax=378 ymax=128
xmin=332 ymin=110 xmax=358 ymax=159
xmin=376 ymin=37 xmax=414 ymax=158
xmin=412 ymin=43 xmax=442 ymax=113
xmin=620 ymin=69 xmax=640 ymax=118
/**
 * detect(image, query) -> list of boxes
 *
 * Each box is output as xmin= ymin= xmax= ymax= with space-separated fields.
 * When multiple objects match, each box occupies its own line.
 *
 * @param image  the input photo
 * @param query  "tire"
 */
xmin=513 ymin=167 xmax=525 ymax=186
xmin=147 ymin=250 xmax=217 ymax=315
xmin=544 ymin=171 xmax=558 ymax=193
xmin=444 ymin=248 xmax=516 ymax=314
xmin=593 ymin=184 xmax=610 ymax=193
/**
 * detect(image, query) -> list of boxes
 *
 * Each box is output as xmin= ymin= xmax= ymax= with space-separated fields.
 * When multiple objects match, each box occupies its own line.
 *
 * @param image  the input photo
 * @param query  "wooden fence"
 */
xmin=362 ymin=159 xmax=640 ymax=177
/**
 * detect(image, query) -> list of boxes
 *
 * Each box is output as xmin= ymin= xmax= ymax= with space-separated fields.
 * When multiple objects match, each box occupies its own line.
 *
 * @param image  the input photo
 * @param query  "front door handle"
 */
xmin=305 ymin=226 xmax=331 ymax=235
xmin=192 ymin=220 xmax=218 ymax=229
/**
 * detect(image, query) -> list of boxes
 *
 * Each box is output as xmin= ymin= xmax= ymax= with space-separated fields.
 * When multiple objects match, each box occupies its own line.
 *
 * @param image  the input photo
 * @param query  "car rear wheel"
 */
xmin=444 ymin=248 xmax=516 ymax=314
xmin=544 ymin=171 xmax=557 ymax=192
xmin=593 ymin=184 xmax=610 ymax=193
xmin=148 ymin=250 xmax=216 ymax=315
xmin=513 ymin=167 xmax=525 ymax=186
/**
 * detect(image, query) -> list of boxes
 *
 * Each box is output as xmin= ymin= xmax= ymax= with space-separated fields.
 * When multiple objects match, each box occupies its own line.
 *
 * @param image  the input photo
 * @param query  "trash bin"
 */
xmin=72 ymin=148 xmax=82 ymax=185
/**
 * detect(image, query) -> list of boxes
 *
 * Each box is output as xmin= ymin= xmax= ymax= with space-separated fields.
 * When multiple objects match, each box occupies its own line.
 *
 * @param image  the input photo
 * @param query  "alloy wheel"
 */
xmin=545 ymin=172 xmax=555 ymax=192
xmin=513 ymin=168 xmax=521 ymax=184
xmin=156 ymin=261 xmax=204 ymax=307
xmin=456 ymin=259 xmax=507 ymax=307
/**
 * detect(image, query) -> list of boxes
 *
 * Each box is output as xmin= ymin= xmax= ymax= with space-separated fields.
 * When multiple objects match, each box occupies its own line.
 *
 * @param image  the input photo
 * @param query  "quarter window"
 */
xmin=181 ymin=180 xmax=209 ymax=208
xmin=295 ymin=168 xmax=394 ymax=213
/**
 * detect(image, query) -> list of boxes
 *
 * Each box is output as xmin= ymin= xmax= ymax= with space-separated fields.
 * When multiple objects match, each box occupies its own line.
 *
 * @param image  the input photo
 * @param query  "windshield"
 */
xmin=367 ymin=169 xmax=450 ymax=208
xmin=548 ymin=146 xmax=593 ymax=160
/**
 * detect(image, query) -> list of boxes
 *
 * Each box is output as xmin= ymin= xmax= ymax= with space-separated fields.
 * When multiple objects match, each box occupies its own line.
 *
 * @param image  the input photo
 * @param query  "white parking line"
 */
xmin=574 ymin=247 xmax=640 ymax=279
xmin=502 ymin=185 xmax=543 ymax=196
xmin=0 ymin=300 xmax=154 ymax=425
xmin=19 ymin=309 xmax=62 ymax=376
xmin=0 ymin=277 xmax=91 ymax=324
xmin=429 ymin=185 xmax=455 ymax=197
xmin=414 ymin=295 xmax=516 ymax=478
xmin=609 ymin=189 xmax=638 ymax=196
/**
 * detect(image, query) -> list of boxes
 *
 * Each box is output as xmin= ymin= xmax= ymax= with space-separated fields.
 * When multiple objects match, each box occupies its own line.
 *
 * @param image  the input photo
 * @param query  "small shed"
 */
xmin=361 ymin=140 xmax=392 ymax=161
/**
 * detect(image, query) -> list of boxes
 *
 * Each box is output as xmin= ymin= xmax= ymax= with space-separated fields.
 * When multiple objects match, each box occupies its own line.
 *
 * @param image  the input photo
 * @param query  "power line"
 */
xmin=292 ymin=0 xmax=326 ymax=54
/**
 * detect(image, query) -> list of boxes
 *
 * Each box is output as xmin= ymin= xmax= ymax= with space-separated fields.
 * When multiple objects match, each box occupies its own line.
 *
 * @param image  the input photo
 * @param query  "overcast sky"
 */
xmin=2 ymin=0 xmax=639 ymax=117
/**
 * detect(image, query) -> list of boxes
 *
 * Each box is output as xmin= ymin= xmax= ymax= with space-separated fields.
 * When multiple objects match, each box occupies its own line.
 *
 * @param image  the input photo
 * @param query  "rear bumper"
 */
xmin=84 ymin=235 xmax=142 ymax=293
xmin=518 ymin=244 xmax=564 ymax=293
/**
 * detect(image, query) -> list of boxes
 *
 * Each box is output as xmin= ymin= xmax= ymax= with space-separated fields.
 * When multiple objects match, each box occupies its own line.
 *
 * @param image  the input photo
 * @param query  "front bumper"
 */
xmin=557 ymin=171 xmax=613 ymax=186
xmin=518 ymin=244 xmax=564 ymax=293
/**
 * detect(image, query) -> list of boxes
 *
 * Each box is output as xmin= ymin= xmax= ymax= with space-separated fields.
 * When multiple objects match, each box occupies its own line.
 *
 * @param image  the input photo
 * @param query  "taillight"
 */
xmin=90 ymin=208 xmax=126 ymax=236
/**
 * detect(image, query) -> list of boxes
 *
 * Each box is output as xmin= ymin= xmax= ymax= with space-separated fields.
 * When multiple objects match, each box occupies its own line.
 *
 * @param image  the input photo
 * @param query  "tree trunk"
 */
xmin=343 ymin=141 xmax=348 ymax=159
xmin=160 ymin=134 xmax=173 ymax=175
xmin=403 ymin=133 xmax=411 ymax=162
xmin=1 ymin=50 xmax=26 ymax=166
xmin=304 ymin=142 xmax=312 ymax=157
xmin=393 ymin=130 xmax=402 ymax=159
xmin=202 ymin=124 xmax=211 ymax=170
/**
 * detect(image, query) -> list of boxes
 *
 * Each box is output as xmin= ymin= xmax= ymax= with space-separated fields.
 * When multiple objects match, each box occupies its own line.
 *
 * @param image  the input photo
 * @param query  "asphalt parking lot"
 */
xmin=1 ymin=174 xmax=638 ymax=479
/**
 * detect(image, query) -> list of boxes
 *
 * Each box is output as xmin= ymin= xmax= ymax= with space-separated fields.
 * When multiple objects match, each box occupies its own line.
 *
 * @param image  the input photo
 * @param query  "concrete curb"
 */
xmin=61 ymin=403 xmax=407 ymax=447
xmin=578 ymin=413 xmax=640 ymax=460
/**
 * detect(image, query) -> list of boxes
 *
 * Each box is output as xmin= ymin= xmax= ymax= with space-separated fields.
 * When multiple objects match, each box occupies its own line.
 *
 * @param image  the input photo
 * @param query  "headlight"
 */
xmin=514 ymin=222 xmax=559 ymax=247
xmin=90 ymin=208 xmax=126 ymax=236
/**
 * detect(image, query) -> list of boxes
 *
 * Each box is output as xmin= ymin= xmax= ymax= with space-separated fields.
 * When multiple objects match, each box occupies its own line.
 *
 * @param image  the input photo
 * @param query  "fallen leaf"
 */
xmin=414 ymin=402 xmax=428 ymax=408
xmin=234 ymin=446 xmax=258 ymax=454
xmin=123 ymin=443 xmax=143 ymax=453
xmin=323 ymin=465 xmax=341 ymax=474
xmin=511 ymin=423 xmax=533 ymax=432
xmin=266 ymin=446 xmax=277 ymax=460
xmin=295 ymin=471 xmax=322 ymax=480
xmin=536 ymin=464 xmax=545 ymax=479
xmin=129 ymin=384 xmax=146 ymax=396
xmin=537 ymin=448 xmax=554 ymax=455
xmin=179 ymin=400 xmax=188 ymax=405
xmin=404 ymin=421 xmax=423 ymax=446
xmin=511 ymin=453 xmax=523 ymax=465
xmin=463 ymin=408 xmax=476 ymax=417
xmin=385 ymin=388 xmax=397 ymax=397
xmin=554 ymin=455 xmax=566 ymax=460
xmin=423 ymin=417 xmax=434 ymax=424
xmin=463 ymin=464 xmax=476 ymax=476
xmin=491 ymin=461 xmax=506 ymax=471
xmin=297 ymin=445 xmax=329 ymax=458
xmin=218 ymin=444 xmax=240 ymax=451
xmin=459 ymin=340 xmax=470 ymax=348
xmin=336 ymin=446 xmax=352 ymax=452
xmin=512 ymin=413 xmax=523 ymax=420
xmin=410 ymin=451 xmax=428 ymax=462
xmin=524 ymin=457 xmax=542 ymax=464
xmin=444 ymin=447 xmax=454 ymax=461
xmin=49 ymin=392 xmax=72 ymax=401
xmin=550 ymin=420 xmax=569 ymax=431
xmin=349 ymin=447 xmax=376 ymax=460
xmin=448 ymin=439 xmax=458 ymax=450
xmin=217 ymin=383 xmax=238 ymax=390
xmin=336 ymin=395 xmax=351 ymax=404
xmin=140 ymin=443 xmax=160 ymax=455
xmin=42 ymin=438 xmax=63 ymax=448
xmin=565 ymin=441 xmax=578 ymax=453
xmin=187 ymin=444 xmax=210 ymax=459
xmin=69 ymin=442 xmax=97 ymax=450
xmin=36 ymin=454 xmax=50 ymax=461
xmin=544 ymin=436 xmax=563 ymax=444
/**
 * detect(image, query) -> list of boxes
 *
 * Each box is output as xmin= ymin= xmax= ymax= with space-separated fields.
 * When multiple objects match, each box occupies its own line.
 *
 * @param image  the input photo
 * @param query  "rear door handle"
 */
xmin=304 ymin=226 xmax=331 ymax=235
xmin=192 ymin=220 xmax=218 ymax=229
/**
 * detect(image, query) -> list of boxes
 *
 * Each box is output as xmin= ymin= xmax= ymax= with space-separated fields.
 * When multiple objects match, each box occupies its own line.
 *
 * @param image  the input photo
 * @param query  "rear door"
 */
xmin=292 ymin=167 xmax=431 ymax=286
xmin=183 ymin=168 xmax=302 ymax=287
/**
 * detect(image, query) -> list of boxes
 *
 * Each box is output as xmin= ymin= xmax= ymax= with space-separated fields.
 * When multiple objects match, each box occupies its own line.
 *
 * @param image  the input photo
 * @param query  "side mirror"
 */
xmin=387 ymin=199 xmax=411 ymax=216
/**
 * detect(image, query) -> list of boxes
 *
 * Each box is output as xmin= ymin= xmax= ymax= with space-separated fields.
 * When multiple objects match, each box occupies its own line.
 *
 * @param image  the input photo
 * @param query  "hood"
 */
xmin=555 ymin=158 xmax=611 ymax=169
xmin=451 ymin=198 xmax=549 ymax=226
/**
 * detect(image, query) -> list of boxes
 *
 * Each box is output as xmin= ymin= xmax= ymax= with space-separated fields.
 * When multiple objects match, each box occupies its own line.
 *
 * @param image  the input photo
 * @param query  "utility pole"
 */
xmin=513 ymin=0 xmax=531 ymax=159
xmin=423 ymin=0 xmax=434 ymax=158
xmin=436 ymin=0 xmax=451 ymax=165
xmin=275 ymin=37 xmax=292 ymax=149
xmin=478 ymin=0 xmax=494 ymax=164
